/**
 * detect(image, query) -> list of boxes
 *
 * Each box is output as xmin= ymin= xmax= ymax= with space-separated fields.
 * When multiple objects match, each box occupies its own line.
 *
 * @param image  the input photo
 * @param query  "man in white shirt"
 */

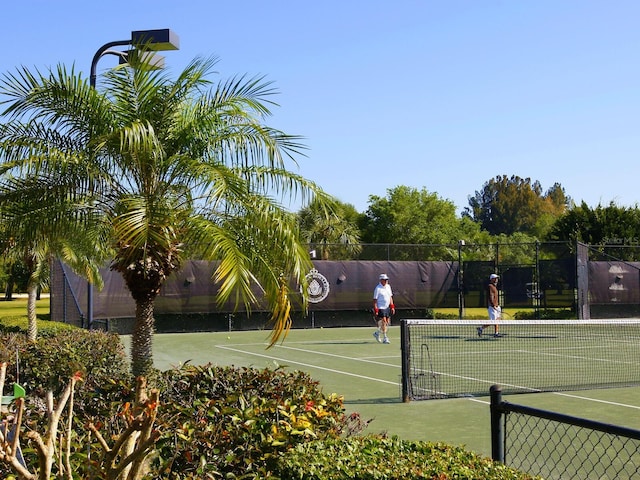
xmin=373 ymin=273 xmax=394 ymax=344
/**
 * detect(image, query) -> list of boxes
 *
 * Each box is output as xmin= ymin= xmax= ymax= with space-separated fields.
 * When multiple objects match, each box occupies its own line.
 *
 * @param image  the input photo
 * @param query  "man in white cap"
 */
xmin=373 ymin=273 xmax=394 ymax=344
xmin=478 ymin=273 xmax=501 ymax=337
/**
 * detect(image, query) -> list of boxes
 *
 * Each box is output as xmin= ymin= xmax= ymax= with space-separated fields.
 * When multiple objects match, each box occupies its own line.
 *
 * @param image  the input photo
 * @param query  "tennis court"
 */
xmin=122 ymin=324 xmax=640 ymax=460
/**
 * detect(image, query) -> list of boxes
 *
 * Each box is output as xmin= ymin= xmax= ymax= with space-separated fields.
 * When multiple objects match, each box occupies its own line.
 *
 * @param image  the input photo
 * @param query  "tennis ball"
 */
xmin=227 ymin=336 xmax=231 ymax=339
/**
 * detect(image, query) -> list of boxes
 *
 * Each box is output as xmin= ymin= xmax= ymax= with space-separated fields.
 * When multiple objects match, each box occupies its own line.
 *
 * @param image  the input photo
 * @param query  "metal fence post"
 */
xmin=490 ymin=384 xmax=505 ymax=463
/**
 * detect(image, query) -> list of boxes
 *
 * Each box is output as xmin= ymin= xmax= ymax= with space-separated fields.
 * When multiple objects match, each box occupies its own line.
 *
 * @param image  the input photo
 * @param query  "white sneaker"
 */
xmin=373 ymin=331 xmax=381 ymax=343
xmin=383 ymin=337 xmax=390 ymax=344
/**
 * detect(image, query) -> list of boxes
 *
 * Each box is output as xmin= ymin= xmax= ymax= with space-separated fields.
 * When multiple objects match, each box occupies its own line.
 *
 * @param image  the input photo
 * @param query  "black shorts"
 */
xmin=377 ymin=307 xmax=391 ymax=318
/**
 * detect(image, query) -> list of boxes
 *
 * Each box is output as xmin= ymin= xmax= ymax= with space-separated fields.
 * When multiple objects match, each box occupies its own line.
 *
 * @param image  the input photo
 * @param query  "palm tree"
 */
xmin=298 ymin=199 xmax=362 ymax=260
xmin=0 ymin=175 xmax=105 ymax=341
xmin=0 ymin=56 xmax=331 ymax=376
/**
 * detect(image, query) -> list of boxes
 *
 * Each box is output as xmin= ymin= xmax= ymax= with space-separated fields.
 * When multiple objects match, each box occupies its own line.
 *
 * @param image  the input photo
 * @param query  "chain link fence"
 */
xmin=490 ymin=385 xmax=640 ymax=479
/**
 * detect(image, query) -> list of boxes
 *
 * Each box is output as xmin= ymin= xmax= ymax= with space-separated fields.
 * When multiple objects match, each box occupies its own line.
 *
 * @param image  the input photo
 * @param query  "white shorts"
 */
xmin=488 ymin=306 xmax=501 ymax=321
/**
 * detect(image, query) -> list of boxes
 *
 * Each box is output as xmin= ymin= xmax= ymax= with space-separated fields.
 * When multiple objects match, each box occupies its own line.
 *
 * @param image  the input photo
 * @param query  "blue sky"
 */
xmin=2 ymin=1 xmax=639 ymax=214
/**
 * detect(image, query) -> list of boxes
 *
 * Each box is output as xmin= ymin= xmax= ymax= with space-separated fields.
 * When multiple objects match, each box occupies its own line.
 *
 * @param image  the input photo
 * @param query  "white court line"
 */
xmin=215 ymin=344 xmax=397 ymax=386
xmin=468 ymin=392 xmax=640 ymax=409
xmin=552 ymin=391 xmax=640 ymax=409
xmin=274 ymin=344 xmax=398 ymax=368
xmin=517 ymin=349 xmax=640 ymax=365
xmin=468 ymin=398 xmax=490 ymax=405
xmin=455 ymin=393 xmax=640 ymax=410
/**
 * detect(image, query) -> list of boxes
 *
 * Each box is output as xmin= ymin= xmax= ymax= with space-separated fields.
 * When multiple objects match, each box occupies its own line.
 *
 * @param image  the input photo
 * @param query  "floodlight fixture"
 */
xmin=90 ymin=28 xmax=179 ymax=86
xmin=131 ymin=29 xmax=180 ymax=51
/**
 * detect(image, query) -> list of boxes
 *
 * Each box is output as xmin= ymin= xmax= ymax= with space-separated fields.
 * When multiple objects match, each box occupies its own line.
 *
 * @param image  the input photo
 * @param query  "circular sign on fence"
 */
xmin=305 ymin=269 xmax=330 ymax=303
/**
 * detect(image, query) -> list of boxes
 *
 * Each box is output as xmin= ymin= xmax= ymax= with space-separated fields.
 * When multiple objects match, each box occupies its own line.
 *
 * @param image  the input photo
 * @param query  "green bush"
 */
xmin=0 ymin=329 xmax=130 ymax=402
xmin=513 ymin=308 xmax=575 ymax=320
xmin=276 ymin=435 xmax=541 ymax=480
xmin=151 ymin=364 xmax=355 ymax=479
xmin=0 ymin=315 xmax=76 ymax=335
xmin=0 ymin=329 xmax=133 ymax=480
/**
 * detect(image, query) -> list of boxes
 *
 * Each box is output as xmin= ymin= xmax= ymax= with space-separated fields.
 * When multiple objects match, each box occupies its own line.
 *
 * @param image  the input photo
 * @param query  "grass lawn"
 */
xmin=0 ymin=295 xmax=50 ymax=318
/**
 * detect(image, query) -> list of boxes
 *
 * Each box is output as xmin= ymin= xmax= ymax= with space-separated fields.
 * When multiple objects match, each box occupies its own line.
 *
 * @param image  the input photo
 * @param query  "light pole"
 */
xmin=87 ymin=29 xmax=179 ymax=328
xmin=90 ymin=29 xmax=179 ymax=87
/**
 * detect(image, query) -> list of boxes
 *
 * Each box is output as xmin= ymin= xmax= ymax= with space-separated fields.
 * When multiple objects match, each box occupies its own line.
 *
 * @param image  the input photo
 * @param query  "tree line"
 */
xmin=298 ymin=174 xmax=640 ymax=257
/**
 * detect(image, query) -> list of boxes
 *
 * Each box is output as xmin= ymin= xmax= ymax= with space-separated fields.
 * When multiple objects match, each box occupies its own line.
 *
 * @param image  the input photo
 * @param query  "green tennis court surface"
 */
xmin=121 ymin=325 xmax=640 ymax=459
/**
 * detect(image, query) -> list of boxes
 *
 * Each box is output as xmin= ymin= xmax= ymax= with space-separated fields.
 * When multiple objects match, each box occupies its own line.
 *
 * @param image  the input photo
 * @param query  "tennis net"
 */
xmin=400 ymin=319 xmax=640 ymax=401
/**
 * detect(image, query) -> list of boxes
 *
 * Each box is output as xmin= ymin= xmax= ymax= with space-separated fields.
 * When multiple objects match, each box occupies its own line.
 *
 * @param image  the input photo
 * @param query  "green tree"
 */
xmin=465 ymin=175 xmax=569 ymax=236
xmin=0 ymin=56 xmax=331 ymax=375
xmin=297 ymin=198 xmax=361 ymax=259
xmin=1 ymin=259 xmax=30 ymax=299
xmin=534 ymin=182 xmax=572 ymax=239
xmin=360 ymin=186 xmax=479 ymax=248
xmin=549 ymin=201 xmax=640 ymax=246
xmin=0 ymin=179 xmax=104 ymax=340
xmin=493 ymin=231 xmax=542 ymax=264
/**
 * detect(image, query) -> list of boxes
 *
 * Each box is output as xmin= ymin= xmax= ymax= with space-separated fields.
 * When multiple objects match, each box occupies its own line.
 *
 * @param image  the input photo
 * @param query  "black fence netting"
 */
xmin=48 ymin=241 xmax=640 ymax=333
xmin=54 ymin=259 xmax=461 ymax=316
xmin=581 ymin=243 xmax=640 ymax=318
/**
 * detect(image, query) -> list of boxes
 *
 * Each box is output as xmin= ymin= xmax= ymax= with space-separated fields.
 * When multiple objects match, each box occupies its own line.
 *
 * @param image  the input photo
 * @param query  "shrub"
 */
xmin=0 ymin=330 xmax=130 ymax=403
xmin=276 ymin=435 xmax=542 ymax=480
xmin=513 ymin=308 xmax=575 ymax=320
xmin=0 ymin=329 xmax=133 ymax=479
xmin=151 ymin=364 xmax=356 ymax=479
xmin=0 ymin=315 xmax=76 ymax=335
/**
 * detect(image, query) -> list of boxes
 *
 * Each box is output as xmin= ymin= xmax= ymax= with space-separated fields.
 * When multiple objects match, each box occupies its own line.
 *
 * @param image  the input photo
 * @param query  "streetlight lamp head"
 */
xmin=131 ymin=29 xmax=180 ymax=51
xmin=90 ymin=28 xmax=179 ymax=88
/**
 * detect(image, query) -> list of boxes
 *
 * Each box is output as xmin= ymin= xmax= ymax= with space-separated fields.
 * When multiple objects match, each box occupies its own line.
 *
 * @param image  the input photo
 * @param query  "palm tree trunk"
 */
xmin=131 ymin=298 xmax=155 ymax=377
xmin=26 ymin=281 xmax=38 ymax=342
xmin=5 ymin=269 xmax=14 ymax=301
